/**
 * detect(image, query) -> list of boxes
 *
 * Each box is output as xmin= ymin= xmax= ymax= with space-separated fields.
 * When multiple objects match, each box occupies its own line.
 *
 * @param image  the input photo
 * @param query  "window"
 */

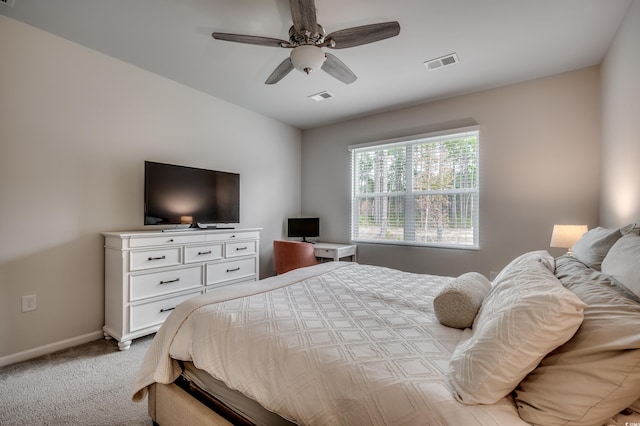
xmin=350 ymin=126 xmax=479 ymax=249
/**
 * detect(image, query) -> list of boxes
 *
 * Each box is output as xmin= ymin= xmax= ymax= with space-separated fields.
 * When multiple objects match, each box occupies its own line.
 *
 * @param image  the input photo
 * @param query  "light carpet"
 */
xmin=0 ymin=335 xmax=153 ymax=425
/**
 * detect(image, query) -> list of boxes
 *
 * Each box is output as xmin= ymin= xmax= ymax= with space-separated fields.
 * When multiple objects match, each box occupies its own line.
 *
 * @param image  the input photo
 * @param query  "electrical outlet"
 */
xmin=22 ymin=294 xmax=37 ymax=312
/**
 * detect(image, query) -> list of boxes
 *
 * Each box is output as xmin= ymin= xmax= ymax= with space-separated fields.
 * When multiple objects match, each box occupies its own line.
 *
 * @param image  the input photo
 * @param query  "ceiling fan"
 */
xmin=212 ymin=0 xmax=400 ymax=85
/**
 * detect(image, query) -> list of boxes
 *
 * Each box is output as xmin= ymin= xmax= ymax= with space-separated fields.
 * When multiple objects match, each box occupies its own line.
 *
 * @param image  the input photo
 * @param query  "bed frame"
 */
xmin=148 ymin=379 xmax=248 ymax=426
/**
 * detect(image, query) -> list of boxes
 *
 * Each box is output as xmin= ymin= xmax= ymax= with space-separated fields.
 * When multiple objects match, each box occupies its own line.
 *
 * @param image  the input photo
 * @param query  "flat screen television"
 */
xmin=144 ymin=161 xmax=239 ymax=228
xmin=287 ymin=217 xmax=319 ymax=242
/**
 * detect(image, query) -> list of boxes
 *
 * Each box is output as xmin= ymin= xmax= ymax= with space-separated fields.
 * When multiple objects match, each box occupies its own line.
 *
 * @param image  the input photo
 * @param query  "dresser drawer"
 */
xmin=129 ymin=234 xmax=204 ymax=248
xmin=204 ymin=278 xmax=255 ymax=292
xmin=130 ymin=291 xmax=200 ymax=332
xmin=130 ymin=266 xmax=202 ymax=301
xmin=207 ymin=258 xmax=256 ymax=285
xmin=130 ymin=248 xmax=181 ymax=271
xmin=184 ymin=244 xmax=223 ymax=264
xmin=205 ymin=231 xmax=260 ymax=243
xmin=226 ymin=240 xmax=257 ymax=258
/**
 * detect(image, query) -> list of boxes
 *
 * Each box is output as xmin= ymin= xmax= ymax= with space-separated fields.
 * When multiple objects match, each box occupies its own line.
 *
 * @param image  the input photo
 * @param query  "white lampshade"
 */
xmin=550 ymin=224 xmax=588 ymax=255
xmin=290 ymin=45 xmax=326 ymax=74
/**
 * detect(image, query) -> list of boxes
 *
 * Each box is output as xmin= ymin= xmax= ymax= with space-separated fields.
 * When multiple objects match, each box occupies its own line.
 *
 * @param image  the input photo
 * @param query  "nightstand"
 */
xmin=313 ymin=243 xmax=357 ymax=262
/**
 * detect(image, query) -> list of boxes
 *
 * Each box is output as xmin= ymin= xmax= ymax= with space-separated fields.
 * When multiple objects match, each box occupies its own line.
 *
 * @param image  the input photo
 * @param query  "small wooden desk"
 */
xmin=314 ymin=242 xmax=357 ymax=262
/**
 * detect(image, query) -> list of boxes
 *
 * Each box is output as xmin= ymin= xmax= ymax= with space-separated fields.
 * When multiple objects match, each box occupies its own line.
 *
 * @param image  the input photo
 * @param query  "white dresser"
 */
xmin=102 ymin=228 xmax=261 ymax=350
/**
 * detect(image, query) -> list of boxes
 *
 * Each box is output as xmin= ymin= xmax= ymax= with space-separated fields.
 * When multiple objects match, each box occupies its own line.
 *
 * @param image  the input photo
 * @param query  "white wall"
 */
xmin=600 ymin=0 xmax=640 ymax=226
xmin=0 ymin=17 xmax=301 ymax=361
xmin=302 ymin=67 xmax=601 ymax=278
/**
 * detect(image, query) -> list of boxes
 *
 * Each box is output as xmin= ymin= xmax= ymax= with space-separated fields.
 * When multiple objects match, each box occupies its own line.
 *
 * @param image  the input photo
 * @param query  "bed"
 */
xmin=132 ymin=226 xmax=640 ymax=426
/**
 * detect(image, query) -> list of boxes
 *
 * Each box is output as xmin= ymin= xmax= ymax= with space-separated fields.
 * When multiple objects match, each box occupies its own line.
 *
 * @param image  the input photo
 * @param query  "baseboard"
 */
xmin=0 ymin=330 xmax=104 ymax=368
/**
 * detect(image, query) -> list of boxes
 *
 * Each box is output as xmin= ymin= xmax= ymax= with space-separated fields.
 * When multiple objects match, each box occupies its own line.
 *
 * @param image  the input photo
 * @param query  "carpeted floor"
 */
xmin=0 ymin=335 xmax=154 ymax=425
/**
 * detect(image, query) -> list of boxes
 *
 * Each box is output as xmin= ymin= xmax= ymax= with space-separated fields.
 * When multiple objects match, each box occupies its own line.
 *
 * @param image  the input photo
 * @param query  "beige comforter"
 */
xmin=133 ymin=262 xmax=529 ymax=425
xmin=133 ymin=262 xmax=348 ymax=401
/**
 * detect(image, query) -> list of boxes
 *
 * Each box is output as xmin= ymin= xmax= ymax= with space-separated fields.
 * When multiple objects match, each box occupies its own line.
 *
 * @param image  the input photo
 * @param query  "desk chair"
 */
xmin=273 ymin=240 xmax=319 ymax=275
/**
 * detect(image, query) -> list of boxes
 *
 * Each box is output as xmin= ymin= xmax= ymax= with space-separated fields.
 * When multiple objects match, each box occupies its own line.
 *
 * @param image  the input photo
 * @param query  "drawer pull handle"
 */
xmin=148 ymin=255 xmax=166 ymax=261
xmin=159 ymin=278 xmax=180 ymax=284
xmin=236 ymin=246 xmax=247 ymax=251
xmin=226 ymin=267 xmax=240 ymax=273
xmin=160 ymin=306 xmax=176 ymax=313
xmin=198 ymin=251 xmax=212 ymax=255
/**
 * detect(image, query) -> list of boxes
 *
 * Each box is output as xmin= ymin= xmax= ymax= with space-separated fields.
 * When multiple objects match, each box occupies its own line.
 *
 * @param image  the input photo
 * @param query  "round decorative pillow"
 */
xmin=433 ymin=272 xmax=491 ymax=329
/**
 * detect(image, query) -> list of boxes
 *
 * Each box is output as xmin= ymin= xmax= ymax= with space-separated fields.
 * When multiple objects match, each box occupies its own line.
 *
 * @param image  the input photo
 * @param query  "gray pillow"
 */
xmin=571 ymin=224 xmax=633 ymax=270
xmin=601 ymin=233 xmax=640 ymax=298
xmin=433 ymin=272 xmax=491 ymax=329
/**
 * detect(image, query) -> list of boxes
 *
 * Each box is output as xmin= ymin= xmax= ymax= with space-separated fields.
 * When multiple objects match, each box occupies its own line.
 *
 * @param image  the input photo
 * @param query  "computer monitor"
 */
xmin=287 ymin=217 xmax=319 ymax=242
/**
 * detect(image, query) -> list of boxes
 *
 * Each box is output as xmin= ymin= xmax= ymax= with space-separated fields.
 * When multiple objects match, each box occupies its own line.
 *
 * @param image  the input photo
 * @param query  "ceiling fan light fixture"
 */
xmin=290 ymin=45 xmax=326 ymax=74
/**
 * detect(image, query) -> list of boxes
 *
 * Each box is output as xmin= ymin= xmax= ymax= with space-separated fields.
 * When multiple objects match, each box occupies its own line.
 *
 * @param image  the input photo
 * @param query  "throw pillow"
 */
xmin=433 ymin=272 xmax=491 ymax=329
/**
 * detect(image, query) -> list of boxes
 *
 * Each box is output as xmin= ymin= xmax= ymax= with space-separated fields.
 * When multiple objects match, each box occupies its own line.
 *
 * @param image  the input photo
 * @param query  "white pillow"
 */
xmin=433 ymin=272 xmax=491 ymax=329
xmin=449 ymin=259 xmax=586 ymax=405
xmin=602 ymin=233 xmax=640 ymax=298
xmin=491 ymin=250 xmax=555 ymax=284
xmin=572 ymin=224 xmax=633 ymax=270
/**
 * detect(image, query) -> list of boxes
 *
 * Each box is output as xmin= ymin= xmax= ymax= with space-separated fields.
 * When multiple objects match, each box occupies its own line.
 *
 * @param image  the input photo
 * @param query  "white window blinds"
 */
xmin=350 ymin=127 xmax=479 ymax=248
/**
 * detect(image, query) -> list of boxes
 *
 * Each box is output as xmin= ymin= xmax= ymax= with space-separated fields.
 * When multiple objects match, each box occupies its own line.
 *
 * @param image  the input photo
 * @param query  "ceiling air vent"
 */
xmin=424 ymin=53 xmax=459 ymax=71
xmin=0 ymin=0 xmax=16 ymax=6
xmin=308 ymin=91 xmax=334 ymax=102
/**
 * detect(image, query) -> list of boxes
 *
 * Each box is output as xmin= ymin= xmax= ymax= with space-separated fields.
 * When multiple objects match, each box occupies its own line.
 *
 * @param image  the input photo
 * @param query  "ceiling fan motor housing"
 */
xmin=288 ymin=24 xmax=325 ymax=45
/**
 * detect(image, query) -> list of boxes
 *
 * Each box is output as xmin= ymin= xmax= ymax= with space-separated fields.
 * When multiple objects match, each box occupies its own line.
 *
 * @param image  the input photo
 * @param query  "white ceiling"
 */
xmin=1 ymin=0 xmax=632 ymax=129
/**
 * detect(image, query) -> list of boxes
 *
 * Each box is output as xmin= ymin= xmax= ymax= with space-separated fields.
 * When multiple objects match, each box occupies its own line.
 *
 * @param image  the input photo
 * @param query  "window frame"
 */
xmin=349 ymin=126 xmax=480 ymax=250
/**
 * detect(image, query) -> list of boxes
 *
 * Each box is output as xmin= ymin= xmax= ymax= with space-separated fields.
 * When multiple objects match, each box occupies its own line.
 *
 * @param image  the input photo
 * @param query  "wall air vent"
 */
xmin=424 ymin=53 xmax=459 ymax=71
xmin=0 ymin=0 xmax=16 ymax=6
xmin=308 ymin=91 xmax=334 ymax=102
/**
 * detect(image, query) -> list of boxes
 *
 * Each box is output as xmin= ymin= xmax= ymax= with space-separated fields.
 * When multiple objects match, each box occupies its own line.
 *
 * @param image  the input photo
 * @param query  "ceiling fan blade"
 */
xmin=290 ymin=0 xmax=318 ymax=33
xmin=212 ymin=32 xmax=288 ymax=48
xmin=265 ymin=58 xmax=294 ymax=84
xmin=321 ymin=53 xmax=357 ymax=84
xmin=325 ymin=21 xmax=400 ymax=49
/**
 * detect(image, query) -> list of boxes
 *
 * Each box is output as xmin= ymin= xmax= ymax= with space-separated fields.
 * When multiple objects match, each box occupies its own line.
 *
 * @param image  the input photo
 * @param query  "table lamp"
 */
xmin=550 ymin=224 xmax=588 ymax=256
